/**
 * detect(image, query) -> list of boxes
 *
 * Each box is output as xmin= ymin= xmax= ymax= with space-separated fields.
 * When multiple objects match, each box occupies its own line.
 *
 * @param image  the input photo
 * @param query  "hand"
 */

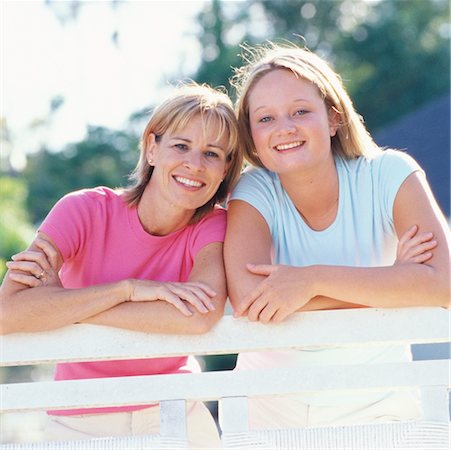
xmin=396 ymin=225 xmax=437 ymax=265
xmin=6 ymin=237 xmax=62 ymax=287
xmin=234 ymin=264 xmax=313 ymax=323
xmin=127 ymin=279 xmax=217 ymax=317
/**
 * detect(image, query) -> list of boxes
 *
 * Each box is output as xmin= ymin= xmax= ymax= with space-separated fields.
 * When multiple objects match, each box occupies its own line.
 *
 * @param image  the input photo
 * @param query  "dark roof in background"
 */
xmin=374 ymin=94 xmax=450 ymax=217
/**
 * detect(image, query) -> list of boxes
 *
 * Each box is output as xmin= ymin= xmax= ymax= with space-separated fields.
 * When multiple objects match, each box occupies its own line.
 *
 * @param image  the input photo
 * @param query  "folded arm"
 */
xmin=83 ymin=242 xmax=227 ymax=334
xmin=225 ymin=172 xmax=450 ymax=323
xmin=1 ymin=234 xmax=224 ymax=334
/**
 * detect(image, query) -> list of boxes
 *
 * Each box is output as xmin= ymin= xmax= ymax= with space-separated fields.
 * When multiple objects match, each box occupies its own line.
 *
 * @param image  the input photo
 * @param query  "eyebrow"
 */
xmin=171 ymin=137 xmax=226 ymax=152
xmin=251 ymin=98 xmax=311 ymax=114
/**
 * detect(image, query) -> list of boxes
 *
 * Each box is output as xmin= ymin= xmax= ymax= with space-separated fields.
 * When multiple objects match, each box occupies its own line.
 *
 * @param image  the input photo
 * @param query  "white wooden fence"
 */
xmin=1 ymin=307 xmax=450 ymax=449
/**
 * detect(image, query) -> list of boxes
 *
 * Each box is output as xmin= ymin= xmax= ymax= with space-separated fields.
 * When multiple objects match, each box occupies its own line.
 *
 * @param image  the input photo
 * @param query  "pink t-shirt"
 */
xmin=38 ymin=186 xmax=226 ymax=415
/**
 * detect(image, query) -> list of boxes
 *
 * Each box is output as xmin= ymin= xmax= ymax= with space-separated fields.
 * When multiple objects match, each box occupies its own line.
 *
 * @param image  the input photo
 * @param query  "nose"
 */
xmin=278 ymin=116 xmax=297 ymax=134
xmin=184 ymin=150 xmax=204 ymax=171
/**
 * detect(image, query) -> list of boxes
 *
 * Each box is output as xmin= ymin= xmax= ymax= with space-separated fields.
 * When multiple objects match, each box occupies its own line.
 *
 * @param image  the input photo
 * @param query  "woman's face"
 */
xmin=247 ymin=69 xmax=338 ymax=175
xmin=146 ymin=115 xmax=229 ymax=213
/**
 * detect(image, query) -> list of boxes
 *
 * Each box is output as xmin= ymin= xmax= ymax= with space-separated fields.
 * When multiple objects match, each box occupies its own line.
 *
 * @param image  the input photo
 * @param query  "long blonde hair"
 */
xmin=123 ymin=82 xmax=243 ymax=223
xmin=231 ymin=41 xmax=380 ymax=168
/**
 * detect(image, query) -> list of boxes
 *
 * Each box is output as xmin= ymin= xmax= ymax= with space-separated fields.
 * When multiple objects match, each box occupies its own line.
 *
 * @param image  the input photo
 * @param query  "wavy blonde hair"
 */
xmin=231 ymin=41 xmax=380 ymax=167
xmin=123 ymin=82 xmax=243 ymax=223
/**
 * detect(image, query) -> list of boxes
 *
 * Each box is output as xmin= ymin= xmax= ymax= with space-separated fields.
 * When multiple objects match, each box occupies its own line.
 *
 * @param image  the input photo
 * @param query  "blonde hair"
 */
xmin=231 ymin=41 xmax=380 ymax=168
xmin=123 ymin=82 xmax=243 ymax=223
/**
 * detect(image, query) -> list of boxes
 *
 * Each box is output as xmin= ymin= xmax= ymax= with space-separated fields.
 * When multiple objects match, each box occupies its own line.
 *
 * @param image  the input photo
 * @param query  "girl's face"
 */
xmin=146 ymin=114 xmax=229 ymax=214
xmin=247 ymin=69 xmax=338 ymax=175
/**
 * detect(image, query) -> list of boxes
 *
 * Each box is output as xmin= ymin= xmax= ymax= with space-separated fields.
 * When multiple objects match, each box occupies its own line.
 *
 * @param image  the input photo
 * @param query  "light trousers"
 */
xmin=46 ymin=401 xmax=220 ymax=449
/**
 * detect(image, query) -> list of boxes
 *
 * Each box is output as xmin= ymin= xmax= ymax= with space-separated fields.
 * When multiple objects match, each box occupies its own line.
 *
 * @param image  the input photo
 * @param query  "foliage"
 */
xmin=24 ymin=126 xmax=139 ymax=224
xmin=0 ymin=177 xmax=36 ymax=279
xmin=192 ymin=0 xmax=450 ymax=130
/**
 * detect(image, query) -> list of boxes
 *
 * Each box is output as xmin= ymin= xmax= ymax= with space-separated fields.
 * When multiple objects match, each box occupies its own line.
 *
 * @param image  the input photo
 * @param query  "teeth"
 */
xmin=174 ymin=176 xmax=203 ymax=187
xmin=276 ymin=141 xmax=303 ymax=151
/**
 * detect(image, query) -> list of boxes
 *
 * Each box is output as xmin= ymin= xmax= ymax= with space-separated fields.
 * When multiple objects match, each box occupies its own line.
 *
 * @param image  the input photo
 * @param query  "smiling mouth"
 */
xmin=274 ymin=141 xmax=305 ymax=151
xmin=173 ymin=176 xmax=205 ymax=188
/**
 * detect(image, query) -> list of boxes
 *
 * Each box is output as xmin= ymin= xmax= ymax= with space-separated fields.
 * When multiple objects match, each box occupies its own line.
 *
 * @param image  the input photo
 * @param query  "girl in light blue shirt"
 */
xmin=224 ymin=42 xmax=450 ymax=428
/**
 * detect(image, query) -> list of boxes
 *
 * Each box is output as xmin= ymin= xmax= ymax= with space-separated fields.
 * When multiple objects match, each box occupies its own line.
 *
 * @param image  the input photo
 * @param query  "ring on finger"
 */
xmin=35 ymin=270 xmax=45 ymax=280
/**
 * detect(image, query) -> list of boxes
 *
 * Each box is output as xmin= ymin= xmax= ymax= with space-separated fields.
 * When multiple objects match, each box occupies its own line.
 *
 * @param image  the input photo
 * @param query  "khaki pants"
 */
xmin=46 ymin=402 xmax=220 ymax=449
xmin=243 ymin=391 xmax=422 ymax=430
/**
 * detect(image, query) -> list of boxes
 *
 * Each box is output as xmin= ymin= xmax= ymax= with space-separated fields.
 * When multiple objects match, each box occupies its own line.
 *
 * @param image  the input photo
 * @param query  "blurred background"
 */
xmin=1 ymin=0 xmax=450 ymax=442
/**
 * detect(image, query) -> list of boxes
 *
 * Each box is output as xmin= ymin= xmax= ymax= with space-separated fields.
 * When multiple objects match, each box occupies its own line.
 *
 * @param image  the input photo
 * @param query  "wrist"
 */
xmin=306 ymin=265 xmax=323 ymax=298
xmin=119 ymin=279 xmax=134 ymax=302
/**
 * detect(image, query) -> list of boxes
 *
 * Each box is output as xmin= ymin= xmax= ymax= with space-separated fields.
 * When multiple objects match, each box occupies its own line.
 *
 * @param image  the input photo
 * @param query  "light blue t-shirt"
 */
xmin=229 ymin=149 xmax=423 ymax=409
xmin=231 ymin=149 xmax=421 ymax=268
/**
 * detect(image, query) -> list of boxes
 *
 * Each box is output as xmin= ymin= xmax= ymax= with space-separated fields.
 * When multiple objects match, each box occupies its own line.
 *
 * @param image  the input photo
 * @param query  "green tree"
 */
xmin=192 ymin=0 xmax=450 ymax=130
xmin=0 ymin=177 xmax=35 ymax=280
xmin=24 ymin=126 xmax=139 ymax=225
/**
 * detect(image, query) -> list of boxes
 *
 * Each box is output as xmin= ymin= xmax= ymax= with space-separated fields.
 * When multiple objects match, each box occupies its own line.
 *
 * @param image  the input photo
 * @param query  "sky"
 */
xmin=1 ymin=0 xmax=206 ymax=169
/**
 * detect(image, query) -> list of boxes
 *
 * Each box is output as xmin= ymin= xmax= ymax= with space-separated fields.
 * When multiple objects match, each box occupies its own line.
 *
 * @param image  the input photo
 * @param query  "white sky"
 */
xmin=1 ymin=0 xmax=206 ymax=168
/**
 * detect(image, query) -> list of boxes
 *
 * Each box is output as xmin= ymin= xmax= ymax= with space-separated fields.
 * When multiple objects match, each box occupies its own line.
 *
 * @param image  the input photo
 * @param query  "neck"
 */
xmin=137 ymin=186 xmax=193 ymax=236
xmin=280 ymin=160 xmax=339 ymax=231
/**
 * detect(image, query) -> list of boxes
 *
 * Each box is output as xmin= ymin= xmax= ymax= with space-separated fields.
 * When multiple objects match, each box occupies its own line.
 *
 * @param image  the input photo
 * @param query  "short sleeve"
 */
xmin=229 ymin=168 xmax=276 ymax=229
xmin=38 ymin=190 xmax=98 ymax=261
xmin=189 ymin=207 xmax=227 ymax=258
xmin=375 ymin=149 xmax=423 ymax=222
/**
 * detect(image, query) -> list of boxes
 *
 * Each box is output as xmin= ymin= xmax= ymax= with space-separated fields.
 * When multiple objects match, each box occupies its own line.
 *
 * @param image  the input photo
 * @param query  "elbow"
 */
xmin=427 ymin=267 xmax=450 ymax=309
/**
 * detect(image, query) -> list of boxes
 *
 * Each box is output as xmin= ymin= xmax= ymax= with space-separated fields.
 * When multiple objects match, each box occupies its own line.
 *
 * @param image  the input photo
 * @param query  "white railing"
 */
xmin=1 ymin=307 xmax=450 ymax=449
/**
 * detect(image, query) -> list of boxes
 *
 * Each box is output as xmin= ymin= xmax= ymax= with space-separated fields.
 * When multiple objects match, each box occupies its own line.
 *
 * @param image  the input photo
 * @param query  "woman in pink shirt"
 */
xmin=0 ymin=82 xmax=243 ymax=446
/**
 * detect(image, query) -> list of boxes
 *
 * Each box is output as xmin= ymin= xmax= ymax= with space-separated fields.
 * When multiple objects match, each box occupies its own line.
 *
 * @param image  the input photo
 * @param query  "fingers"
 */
xmin=166 ymin=283 xmax=216 ymax=314
xmin=6 ymin=259 xmax=45 ymax=277
xmin=130 ymin=281 xmax=217 ymax=316
xmin=34 ymin=237 xmax=60 ymax=270
xmin=156 ymin=290 xmax=194 ymax=317
xmin=398 ymin=225 xmax=418 ymax=246
xmin=11 ymin=249 xmax=52 ymax=274
xmin=7 ymin=270 xmax=43 ymax=287
xmin=234 ymin=285 xmax=263 ymax=318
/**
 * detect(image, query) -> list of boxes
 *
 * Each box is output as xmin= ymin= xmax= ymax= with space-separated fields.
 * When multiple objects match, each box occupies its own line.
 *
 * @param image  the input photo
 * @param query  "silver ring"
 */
xmin=35 ymin=270 xmax=45 ymax=280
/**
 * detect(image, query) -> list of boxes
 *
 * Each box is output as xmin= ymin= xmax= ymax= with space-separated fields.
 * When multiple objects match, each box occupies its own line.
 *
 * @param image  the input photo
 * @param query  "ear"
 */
xmin=328 ymin=108 xmax=340 ymax=137
xmin=146 ymin=133 xmax=158 ymax=165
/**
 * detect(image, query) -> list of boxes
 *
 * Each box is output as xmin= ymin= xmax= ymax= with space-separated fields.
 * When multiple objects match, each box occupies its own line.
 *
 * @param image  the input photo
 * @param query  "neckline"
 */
xmin=277 ymin=159 xmax=343 ymax=234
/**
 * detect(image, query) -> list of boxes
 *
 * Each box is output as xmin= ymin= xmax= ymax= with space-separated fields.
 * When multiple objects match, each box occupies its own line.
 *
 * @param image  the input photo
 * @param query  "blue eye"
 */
xmin=174 ymin=143 xmax=188 ymax=151
xmin=205 ymin=151 xmax=219 ymax=158
xmin=259 ymin=116 xmax=272 ymax=123
xmin=295 ymin=109 xmax=308 ymax=116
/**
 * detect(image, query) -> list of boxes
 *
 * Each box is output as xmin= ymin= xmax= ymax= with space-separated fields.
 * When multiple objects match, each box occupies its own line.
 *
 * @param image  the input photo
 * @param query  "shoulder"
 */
xmin=60 ymin=186 xmax=125 ymax=211
xmin=231 ymin=167 xmax=278 ymax=199
xmin=195 ymin=206 xmax=227 ymax=229
xmin=238 ymin=166 xmax=276 ymax=185
xmin=338 ymin=149 xmax=422 ymax=176
xmin=368 ymin=149 xmax=422 ymax=172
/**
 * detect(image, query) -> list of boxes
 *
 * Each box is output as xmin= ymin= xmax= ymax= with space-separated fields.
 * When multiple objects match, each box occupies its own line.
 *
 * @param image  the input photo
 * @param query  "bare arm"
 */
xmin=1 ymin=234 xmax=219 ymax=334
xmin=82 ymin=242 xmax=227 ymax=334
xmin=226 ymin=172 xmax=449 ymax=322
xmin=0 ymin=233 xmax=129 ymax=334
xmin=309 ymin=171 xmax=450 ymax=309
xmin=224 ymin=201 xmax=359 ymax=318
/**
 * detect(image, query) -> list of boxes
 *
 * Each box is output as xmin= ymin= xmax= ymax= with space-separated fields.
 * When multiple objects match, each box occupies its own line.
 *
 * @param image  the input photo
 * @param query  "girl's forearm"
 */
xmin=310 ymin=263 xmax=449 ymax=309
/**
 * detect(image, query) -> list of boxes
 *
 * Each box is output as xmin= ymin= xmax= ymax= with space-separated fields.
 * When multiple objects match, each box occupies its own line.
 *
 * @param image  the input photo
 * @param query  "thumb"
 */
xmin=246 ymin=263 xmax=275 ymax=276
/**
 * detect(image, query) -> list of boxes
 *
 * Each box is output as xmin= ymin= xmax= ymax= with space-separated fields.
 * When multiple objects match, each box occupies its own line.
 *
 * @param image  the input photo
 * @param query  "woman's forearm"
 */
xmin=0 ymin=280 xmax=129 ymax=334
xmin=82 ymin=296 xmax=225 ymax=335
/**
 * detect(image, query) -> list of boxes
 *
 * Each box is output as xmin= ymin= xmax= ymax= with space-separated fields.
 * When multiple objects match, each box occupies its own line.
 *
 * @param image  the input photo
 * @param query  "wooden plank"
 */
xmin=1 ymin=360 xmax=448 ymax=413
xmin=1 ymin=308 xmax=449 ymax=366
